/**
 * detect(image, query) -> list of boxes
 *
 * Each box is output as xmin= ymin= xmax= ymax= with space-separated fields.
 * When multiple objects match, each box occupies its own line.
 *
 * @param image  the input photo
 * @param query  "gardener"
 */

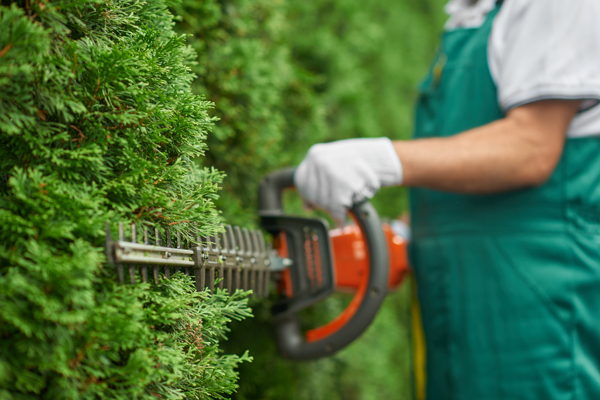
xmin=294 ymin=0 xmax=600 ymax=398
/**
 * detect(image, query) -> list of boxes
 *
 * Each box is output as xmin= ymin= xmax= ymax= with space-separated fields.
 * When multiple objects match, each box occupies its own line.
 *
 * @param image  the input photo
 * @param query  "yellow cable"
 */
xmin=411 ymin=274 xmax=427 ymax=400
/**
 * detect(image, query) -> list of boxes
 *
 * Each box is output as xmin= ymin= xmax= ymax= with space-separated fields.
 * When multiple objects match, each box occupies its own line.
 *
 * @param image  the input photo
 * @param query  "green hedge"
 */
xmin=174 ymin=0 xmax=447 ymax=227
xmin=0 ymin=0 xmax=250 ymax=398
xmin=172 ymin=0 xmax=447 ymax=398
xmin=171 ymin=0 xmax=325 ymax=227
xmin=0 ymin=0 xmax=449 ymax=396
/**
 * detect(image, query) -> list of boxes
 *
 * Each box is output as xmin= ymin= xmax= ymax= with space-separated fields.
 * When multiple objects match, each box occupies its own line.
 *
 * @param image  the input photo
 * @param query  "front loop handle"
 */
xmin=259 ymin=168 xmax=389 ymax=360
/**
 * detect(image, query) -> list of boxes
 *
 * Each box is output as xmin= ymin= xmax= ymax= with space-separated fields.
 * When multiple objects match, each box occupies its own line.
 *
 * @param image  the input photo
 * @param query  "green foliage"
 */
xmin=0 ymin=0 xmax=223 ymax=230
xmin=173 ymin=0 xmax=447 ymax=227
xmin=287 ymin=0 xmax=447 ymax=141
xmin=171 ymin=0 xmax=325 ymax=226
xmin=286 ymin=0 xmax=448 ymax=218
xmin=0 ymin=0 xmax=449 ymax=396
xmin=171 ymin=0 xmax=447 ymax=398
xmin=2 ymin=273 xmax=252 ymax=399
xmin=0 ymin=0 xmax=250 ymax=398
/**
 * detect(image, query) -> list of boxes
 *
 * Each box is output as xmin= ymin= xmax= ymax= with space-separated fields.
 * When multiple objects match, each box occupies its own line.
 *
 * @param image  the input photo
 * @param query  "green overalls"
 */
xmin=410 ymin=4 xmax=600 ymax=399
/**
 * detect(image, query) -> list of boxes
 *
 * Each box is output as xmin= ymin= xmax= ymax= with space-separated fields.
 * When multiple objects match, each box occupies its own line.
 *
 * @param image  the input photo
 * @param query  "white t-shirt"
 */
xmin=445 ymin=0 xmax=600 ymax=138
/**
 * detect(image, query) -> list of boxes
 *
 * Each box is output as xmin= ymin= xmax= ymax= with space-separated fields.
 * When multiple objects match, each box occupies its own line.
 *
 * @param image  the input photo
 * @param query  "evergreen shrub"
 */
xmin=171 ymin=0 xmax=325 ymax=227
xmin=0 ymin=0 xmax=250 ymax=398
xmin=170 ymin=0 xmax=447 ymax=398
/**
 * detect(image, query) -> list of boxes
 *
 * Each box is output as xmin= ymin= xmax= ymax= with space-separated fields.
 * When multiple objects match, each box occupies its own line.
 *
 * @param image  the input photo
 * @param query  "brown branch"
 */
xmin=36 ymin=108 xmax=47 ymax=121
xmin=0 ymin=44 xmax=12 ymax=58
xmin=168 ymin=220 xmax=189 ymax=226
xmin=70 ymin=125 xmax=85 ymax=143
xmin=135 ymin=206 xmax=146 ymax=219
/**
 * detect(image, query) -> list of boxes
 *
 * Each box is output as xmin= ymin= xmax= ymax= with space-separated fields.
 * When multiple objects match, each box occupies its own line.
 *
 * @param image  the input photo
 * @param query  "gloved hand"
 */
xmin=294 ymin=137 xmax=403 ymax=224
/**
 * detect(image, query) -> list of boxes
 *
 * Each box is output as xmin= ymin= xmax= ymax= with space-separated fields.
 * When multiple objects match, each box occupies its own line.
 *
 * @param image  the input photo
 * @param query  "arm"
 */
xmin=294 ymin=100 xmax=580 ymax=222
xmin=395 ymin=99 xmax=581 ymax=193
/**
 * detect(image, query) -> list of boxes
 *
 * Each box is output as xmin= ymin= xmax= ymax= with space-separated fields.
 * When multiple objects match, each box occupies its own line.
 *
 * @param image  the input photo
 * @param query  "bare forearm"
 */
xmin=394 ymin=119 xmax=552 ymax=193
xmin=394 ymin=100 xmax=579 ymax=193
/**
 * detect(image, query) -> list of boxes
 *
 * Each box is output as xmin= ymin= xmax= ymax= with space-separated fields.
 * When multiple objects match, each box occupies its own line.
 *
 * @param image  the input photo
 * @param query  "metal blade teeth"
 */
xmin=105 ymin=222 xmax=271 ymax=297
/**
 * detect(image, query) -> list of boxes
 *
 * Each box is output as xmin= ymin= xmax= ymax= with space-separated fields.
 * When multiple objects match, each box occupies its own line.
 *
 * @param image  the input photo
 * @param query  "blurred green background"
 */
xmin=171 ymin=0 xmax=448 ymax=398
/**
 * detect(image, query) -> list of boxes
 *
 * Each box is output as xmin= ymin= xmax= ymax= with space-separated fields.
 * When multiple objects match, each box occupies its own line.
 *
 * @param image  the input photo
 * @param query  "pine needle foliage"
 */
xmin=0 ymin=0 xmax=250 ymax=398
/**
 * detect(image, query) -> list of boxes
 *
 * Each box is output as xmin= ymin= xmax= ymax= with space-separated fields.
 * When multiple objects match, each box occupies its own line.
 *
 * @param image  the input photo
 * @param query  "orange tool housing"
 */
xmin=330 ymin=223 xmax=409 ymax=292
xmin=274 ymin=222 xmax=409 ymax=343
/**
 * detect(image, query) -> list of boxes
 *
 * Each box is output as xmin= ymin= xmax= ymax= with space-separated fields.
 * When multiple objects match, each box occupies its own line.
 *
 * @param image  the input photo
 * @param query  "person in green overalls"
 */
xmin=294 ymin=0 xmax=600 ymax=398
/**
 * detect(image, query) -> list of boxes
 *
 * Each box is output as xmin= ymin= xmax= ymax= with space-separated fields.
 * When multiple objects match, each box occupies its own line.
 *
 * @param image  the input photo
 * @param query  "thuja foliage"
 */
xmin=170 ymin=0 xmax=447 ymax=399
xmin=171 ymin=0 xmax=325 ymax=226
xmin=172 ymin=0 xmax=447 ymax=228
xmin=0 ymin=0 xmax=250 ymax=398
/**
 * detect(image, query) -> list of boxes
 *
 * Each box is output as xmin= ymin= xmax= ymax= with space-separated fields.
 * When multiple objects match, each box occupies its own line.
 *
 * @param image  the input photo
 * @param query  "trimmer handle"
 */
xmin=259 ymin=168 xmax=389 ymax=360
xmin=258 ymin=166 xmax=296 ymax=214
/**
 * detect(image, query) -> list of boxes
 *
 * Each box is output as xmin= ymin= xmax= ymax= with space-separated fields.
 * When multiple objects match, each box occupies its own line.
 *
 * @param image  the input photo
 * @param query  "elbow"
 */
xmin=505 ymin=99 xmax=577 ymax=188
xmin=521 ymin=154 xmax=560 ymax=187
xmin=512 ymin=127 xmax=565 ymax=188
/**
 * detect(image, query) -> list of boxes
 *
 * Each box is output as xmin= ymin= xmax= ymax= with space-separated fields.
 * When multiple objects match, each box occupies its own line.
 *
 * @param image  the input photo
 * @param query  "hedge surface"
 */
xmin=172 ymin=0 xmax=447 ymax=398
xmin=1 ymin=0 xmax=449 ymax=396
xmin=171 ymin=0 xmax=325 ymax=226
xmin=0 ymin=0 xmax=250 ymax=398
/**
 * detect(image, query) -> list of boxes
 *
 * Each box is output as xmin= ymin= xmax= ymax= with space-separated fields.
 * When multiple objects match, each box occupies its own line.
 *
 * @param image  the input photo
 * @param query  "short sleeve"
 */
xmin=489 ymin=0 xmax=600 ymax=112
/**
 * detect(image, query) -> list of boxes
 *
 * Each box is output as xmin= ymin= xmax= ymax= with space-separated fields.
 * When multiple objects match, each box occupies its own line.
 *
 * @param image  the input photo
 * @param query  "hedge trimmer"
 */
xmin=106 ymin=168 xmax=409 ymax=360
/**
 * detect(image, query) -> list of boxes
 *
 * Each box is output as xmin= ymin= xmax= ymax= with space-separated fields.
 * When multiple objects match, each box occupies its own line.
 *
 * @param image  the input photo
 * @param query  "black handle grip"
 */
xmin=259 ymin=167 xmax=296 ymax=215
xmin=260 ymin=168 xmax=389 ymax=360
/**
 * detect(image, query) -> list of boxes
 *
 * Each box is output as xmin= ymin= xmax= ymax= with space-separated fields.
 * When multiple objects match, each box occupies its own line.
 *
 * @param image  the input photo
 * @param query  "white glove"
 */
xmin=294 ymin=138 xmax=403 ymax=224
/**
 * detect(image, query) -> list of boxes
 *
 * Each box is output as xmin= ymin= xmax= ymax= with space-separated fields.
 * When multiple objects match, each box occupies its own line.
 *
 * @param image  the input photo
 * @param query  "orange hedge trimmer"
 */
xmin=106 ymin=167 xmax=409 ymax=360
xmin=259 ymin=168 xmax=408 ymax=360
